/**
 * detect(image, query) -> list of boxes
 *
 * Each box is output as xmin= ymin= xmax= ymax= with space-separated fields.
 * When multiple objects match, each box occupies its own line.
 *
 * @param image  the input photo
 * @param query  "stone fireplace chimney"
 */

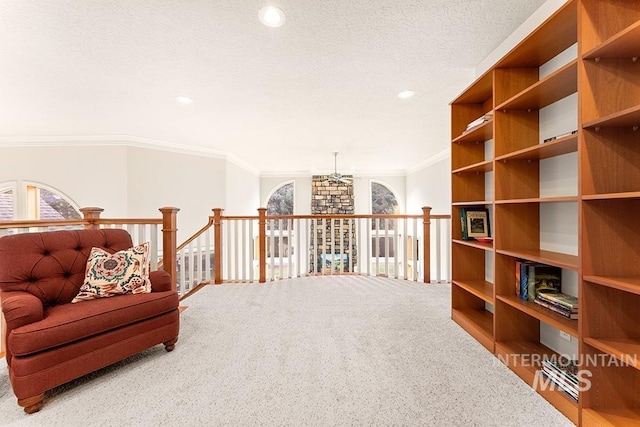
xmin=310 ymin=175 xmax=357 ymax=272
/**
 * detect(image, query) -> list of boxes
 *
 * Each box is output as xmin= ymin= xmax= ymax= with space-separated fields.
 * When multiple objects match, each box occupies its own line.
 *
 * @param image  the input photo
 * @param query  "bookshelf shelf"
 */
xmin=495 ymin=60 xmax=577 ymax=111
xmin=582 ymin=20 xmax=640 ymax=60
xmin=582 ymin=192 xmax=640 ymax=201
xmin=497 ymin=295 xmax=578 ymax=336
xmin=452 ymin=159 xmax=493 ymax=174
xmin=451 ymin=70 xmax=493 ymax=104
xmin=453 ymin=280 xmax=494 ymax=304
xmin=452 ymin=239 xmax=493 ymax=251
xmin=582 ymin=408 xmax=640 ymax=427
xmin=452 ymin=120 xmax=494 ymax=145
xmin=582 ymin=104 xmax=640 ymax=129
xmin=452 ymin=200 xmax=493 ymax=207
xmin=494 ymin=134 xmax=577 ymax=162
xmin=583 ymin=337 xmax=640 ymax=371
xmin=583 ymin=275 xmax=640 ymax=296
xmin=496 ymin=249 xmax=578 ymax=270
xmin=495 ymin=196 xmax=578 ymax=204
xmin=496 ymin=2 xmax=577 ymax=68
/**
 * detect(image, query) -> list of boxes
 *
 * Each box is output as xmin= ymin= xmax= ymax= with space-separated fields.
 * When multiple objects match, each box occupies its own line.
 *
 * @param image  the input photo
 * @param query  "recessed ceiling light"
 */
xmin=397 ymin=90 xmax=416 ymax=99
xmin=176 ymin=96 xmax=193 ymax=104
xmin=259 ymin=6 xmax=286 ymax=27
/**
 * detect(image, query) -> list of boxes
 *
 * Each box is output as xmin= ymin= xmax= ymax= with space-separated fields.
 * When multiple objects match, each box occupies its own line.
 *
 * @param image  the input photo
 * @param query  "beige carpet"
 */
xmin=0 ymin=276 xmax=573 ymax=426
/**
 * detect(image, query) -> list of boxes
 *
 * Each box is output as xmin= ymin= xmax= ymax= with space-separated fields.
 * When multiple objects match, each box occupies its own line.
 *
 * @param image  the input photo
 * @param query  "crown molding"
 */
xmin=405 ymin=148 xmax=450 ymax=175
xmin=0 ymin=135 xmax=260 ymax=176
xmin=0 ymin=134 xmax=446 ymax=177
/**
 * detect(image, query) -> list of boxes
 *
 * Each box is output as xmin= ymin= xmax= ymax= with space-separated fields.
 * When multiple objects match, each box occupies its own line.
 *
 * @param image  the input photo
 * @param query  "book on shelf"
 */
xmin=533 ymin=297 xmax=578 ymax=319
xmin=459 ymin=207 xmax=491 ymax=241
xmin=526 ymin=263 xmax=561 ymax=302
xmin=543 ymin=130 xmax=577 ymax=143
xmin=515 ymin=260 xmax=522 ymax=297
xmin=515 ymin=261 xmax=561 ymax=301
xmin=540 ymin=358 xmax=579 ymax=402
xmin=516 ymin=260 xmax=532 ymax=300
xmin=537 ymin=292 xmax=578 ymax=312
xmin=464 ymin=111 xmax=493 ymax=132
xmin=540 ymin=371 xmax=578 ymax=401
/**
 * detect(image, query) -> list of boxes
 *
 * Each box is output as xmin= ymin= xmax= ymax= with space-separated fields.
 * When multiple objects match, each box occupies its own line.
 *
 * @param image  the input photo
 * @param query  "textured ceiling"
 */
xmin=0 ymin=0 xmax=547 ymax=175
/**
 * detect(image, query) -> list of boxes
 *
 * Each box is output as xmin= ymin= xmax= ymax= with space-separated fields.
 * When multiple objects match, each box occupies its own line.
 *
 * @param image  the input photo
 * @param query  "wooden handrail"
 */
xmin=175 ymin=218 xmax=214 ymax=253
xmin=94 ymin=218 xmax=163 ymax=225
xmin=221 ymin=213 xmax=451 ymax=220
xmin=0 ymin=219 xmax=89 ymax=228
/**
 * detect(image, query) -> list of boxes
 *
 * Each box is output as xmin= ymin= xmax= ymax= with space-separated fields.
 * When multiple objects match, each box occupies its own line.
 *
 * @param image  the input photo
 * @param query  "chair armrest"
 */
xmin=1 ymin=291 xmax=44 ymax=330
xmin=149 ymin=270 xmax=172 ymax=292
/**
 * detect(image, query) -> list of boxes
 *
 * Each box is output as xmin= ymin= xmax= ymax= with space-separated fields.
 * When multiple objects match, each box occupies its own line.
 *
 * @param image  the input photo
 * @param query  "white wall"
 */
xmin=0 ymin=145 xmax=129 ymax=216
xmin=225 ymin=161 xmax=260 ymax=216
xmin=0 ymin=144 xmax=262 ymax=243
xmin=406 ymin=158 xmax=451 ymax=215
xmin=125 ymin=147 xmax=229 ymax=242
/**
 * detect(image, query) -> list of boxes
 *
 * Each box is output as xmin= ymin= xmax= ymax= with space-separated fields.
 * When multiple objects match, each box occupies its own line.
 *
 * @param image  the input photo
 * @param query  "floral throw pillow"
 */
xmin=71 ymin=242 xmax=152 ymax=303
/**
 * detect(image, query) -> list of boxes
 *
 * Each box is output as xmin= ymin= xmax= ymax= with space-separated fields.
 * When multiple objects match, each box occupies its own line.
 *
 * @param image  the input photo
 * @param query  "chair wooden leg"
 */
xmin=163 ymin=337 xmax=178 ymax=352
xmin=18 ymin=393 xmax=44 ymax=414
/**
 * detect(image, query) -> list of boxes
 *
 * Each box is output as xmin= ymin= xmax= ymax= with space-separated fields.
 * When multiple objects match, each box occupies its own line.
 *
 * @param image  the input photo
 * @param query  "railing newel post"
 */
xmin=422 ymin=206 xmax=432 ymax=284
xmin=159 ymin=207 xmax=180 ymax=293
xmin=80 ymin=207 xmax=104 ymax=229
xmin=258 ymin=208 xmax=267 ymax=284
xmin=212 ymin=208 xmax=224 ymax=284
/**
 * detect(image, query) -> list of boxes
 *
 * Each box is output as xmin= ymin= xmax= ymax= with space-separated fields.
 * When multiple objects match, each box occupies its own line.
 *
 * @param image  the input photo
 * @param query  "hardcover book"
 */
xmin=460 ymin=207 xmax=490 ymax=241
xmin=526 ymin=263 xmax=561 ymax=302
xmin=517 ymin=260 xmax=535 ymax=300
xmin=537 ymin=292 xmax=578 ymax=312
xmin=533 ymin=298 xmax=578 ymax=319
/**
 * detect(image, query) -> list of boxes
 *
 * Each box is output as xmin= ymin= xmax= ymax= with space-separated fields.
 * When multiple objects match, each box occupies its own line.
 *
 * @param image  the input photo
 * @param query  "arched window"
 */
xmin=0 ymin=182 xmax=81 ymax=221
xmin=264 ymin=182 xmax=294 ymax=257
xmin=371 ymin=181 xmax=399 ymax=216
xmin=371 ymin=181 xmax=399 ymax=257
xmin=0 ymin=182 xmax=16 ymax=221
xmin=27 ymin=184 xmax=81 ymax=220
xmin=28 ymin=185 xmax=81 ymax=220
xmin=266 ymin=182 xmax=294 ymax=216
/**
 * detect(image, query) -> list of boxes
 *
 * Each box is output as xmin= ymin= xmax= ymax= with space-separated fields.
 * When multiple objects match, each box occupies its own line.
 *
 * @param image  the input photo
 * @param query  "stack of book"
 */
xmin=464 ymin=111 xmax=493 ymax=132
xmin=541 ymin=358 xmax=579 ymax=402
xmin=534 ymin=292 xmax=578 ymax=319
xmin=515 ymin=260 xmax=561 ymax=302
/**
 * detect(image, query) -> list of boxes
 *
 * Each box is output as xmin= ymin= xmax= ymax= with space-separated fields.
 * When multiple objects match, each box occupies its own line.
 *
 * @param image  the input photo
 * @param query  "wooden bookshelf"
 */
xmin=450 ymin=1 xmax=640 ymax=424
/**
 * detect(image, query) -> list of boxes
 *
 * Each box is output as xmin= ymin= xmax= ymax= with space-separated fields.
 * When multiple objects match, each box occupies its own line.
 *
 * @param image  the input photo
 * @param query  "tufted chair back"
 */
xmin=0 ymin=229 xmax=133 ymax=307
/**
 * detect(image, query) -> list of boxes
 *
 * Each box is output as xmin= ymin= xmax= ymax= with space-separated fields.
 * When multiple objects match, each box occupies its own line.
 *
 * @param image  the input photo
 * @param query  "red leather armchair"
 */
xmin=0 ymin=228 xmax=180 ymax=413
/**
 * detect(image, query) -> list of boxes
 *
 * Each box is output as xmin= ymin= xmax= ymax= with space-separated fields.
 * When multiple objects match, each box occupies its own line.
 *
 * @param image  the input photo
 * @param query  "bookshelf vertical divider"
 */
xmin=450 ymin=0 xmax=640 ymax=425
